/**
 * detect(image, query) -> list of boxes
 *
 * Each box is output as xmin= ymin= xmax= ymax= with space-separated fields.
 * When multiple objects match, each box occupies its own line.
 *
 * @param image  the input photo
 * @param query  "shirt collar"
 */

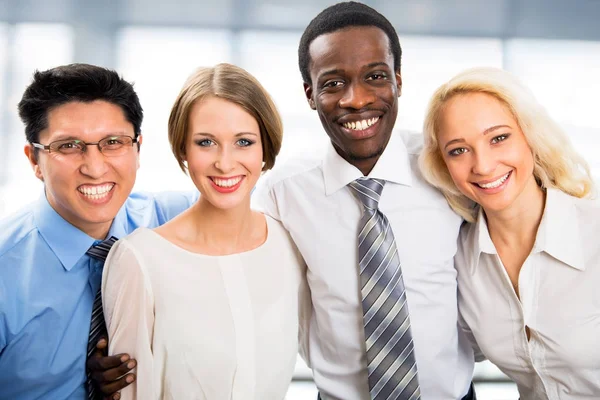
xmin=322 ymin=131 xmax=413 ymax=196
xmin=534 ymin=188 xmax=585 ymax=271
xmin=107 ymin=202 xmax=129 ymax=240
xmin=33 ymin=192 xmax=128 ymax=271
xmin=462 ymin=207 xmax=495 ymax=275
xmin=468 ymin=188 xmax=585 ymax=274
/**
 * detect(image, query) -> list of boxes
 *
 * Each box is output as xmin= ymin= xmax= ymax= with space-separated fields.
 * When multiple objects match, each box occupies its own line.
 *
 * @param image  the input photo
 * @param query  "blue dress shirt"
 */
xmin=0 ymin=191 xmax=197 ymax=400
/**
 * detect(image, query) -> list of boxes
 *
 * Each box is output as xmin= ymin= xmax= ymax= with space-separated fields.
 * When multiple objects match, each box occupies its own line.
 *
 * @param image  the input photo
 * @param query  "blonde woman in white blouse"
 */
xmin=419 ymin=67 xmax=599 ymax=400
xmin=101 ymin=64 xmax=308 ymax=400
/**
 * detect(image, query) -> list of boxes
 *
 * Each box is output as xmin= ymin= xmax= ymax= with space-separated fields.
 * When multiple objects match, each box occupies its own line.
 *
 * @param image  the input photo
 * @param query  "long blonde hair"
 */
xmin=419 ymin=67 xmax=594 ymax=222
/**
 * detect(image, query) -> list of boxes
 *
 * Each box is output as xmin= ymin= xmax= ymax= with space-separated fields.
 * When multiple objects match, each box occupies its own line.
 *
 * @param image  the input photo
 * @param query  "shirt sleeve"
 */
xmin=256 ymin=180 xmax=313 ymax=365
xmin=295 ymin=247 xmax=313 ymax=367
xmin=458 ymin=310 xmax=486 ymax=362
xmin=102 ymin=238 xmax=155 ymax=400
xmin=252 ymin=177 xmax=282 ymax=221
xmin=152 ymin=191 xmax=199 ymax=222
xmin=0 ymin=276 xmax=6 ymax=352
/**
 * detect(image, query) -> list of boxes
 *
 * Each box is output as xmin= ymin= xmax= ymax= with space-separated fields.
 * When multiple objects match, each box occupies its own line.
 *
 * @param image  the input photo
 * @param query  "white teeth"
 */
xmin=342 ymin=117 xmax=379 ymax=130
xmin=477 ymin=172 xmax=510 ymax=189
xmin=213 ymin=177 xmax=243 ymax=187
xmin=78 ymin=184 xmax=114 ymax=198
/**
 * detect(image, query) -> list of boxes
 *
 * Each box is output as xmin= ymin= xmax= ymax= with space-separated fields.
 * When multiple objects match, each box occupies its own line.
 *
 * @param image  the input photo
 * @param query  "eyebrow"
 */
xmin=317 ymin=62 xmax=392 ymax=82
xmin=317 ymin=68 xmax=344 ymax=81
xmin=365 ymin=61 xmax=391 ymax=70
xmin=49 ymin=132 xmax=130 ymax=142
xmin=443 ymin=124 xmax=511 ymax=150
xmin=192 ymin=132 xmax=259 ymax=138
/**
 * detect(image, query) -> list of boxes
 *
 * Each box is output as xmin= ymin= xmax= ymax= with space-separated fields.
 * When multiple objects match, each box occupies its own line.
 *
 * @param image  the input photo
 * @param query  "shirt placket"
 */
xmin=494 ymin=253 xmax=551 ymax=399
xmin=521 ymin=256 xmax=552 ymax=398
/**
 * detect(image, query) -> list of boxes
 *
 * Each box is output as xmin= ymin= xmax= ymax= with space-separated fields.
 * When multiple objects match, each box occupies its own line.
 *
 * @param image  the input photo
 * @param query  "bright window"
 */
xmin=1 ymin=23 xmax=73 ymax=217
xmin=506 ymin=39 xmax=600 ymax=178
xmin=117 ymin=27 xmax=232 ymax=192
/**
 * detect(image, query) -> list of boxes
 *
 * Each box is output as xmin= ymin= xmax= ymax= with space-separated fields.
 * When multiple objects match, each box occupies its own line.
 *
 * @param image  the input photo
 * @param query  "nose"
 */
xmin=338 ymin=81 xmax=376 ymax=110
xmin=471 ymin=149 xmax=497 ymax=176
xmin=79 ymin=146 xmax=109 ymax=178
xmin=214 ymin=146 xmax=235 ymax=173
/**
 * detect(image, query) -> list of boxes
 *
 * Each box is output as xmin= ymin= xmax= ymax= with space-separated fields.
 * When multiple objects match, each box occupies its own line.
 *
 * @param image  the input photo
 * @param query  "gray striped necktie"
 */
xmin=349 ymin=178 xmax=421 ymax=400
xmin=86 ymin=236 xmax=118 ymax=400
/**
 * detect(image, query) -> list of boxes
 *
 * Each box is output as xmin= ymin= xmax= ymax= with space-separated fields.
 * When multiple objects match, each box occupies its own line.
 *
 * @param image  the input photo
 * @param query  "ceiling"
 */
xmin=0 ymin=0 xmax=599 ymax=41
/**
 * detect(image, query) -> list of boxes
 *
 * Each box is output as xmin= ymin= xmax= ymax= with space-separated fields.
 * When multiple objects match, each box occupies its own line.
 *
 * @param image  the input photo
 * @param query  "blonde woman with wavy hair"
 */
xmin=419 ymin=67 xmax=600 ymax=399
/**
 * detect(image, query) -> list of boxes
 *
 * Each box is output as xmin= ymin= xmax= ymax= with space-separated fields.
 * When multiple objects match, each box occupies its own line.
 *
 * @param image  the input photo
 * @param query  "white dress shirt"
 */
xmin=254 ymin=131 xmax=474 ymax=400
xmin=457 ymin=188 xmax=600 ymax=400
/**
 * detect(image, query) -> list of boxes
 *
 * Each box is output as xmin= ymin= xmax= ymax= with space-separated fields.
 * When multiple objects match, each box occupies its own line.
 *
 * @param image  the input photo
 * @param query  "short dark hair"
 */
xmin=298 ymin=1 xmax=402 ymax=85
xmin=18 ymin=63 xmax=143 ymax=144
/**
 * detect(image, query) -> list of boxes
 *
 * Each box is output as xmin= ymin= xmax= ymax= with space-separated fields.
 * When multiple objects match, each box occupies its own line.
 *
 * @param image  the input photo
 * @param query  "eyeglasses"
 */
xmin=31 ymin=135 xmax=139 ymax=156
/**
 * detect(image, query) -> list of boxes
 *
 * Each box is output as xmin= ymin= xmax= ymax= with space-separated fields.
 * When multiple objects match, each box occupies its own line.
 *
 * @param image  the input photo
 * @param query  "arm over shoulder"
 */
xmin=102 ymin=237 xmax=155 ymax=400
xmin=253 ymin=178 xmax=282 ymax=221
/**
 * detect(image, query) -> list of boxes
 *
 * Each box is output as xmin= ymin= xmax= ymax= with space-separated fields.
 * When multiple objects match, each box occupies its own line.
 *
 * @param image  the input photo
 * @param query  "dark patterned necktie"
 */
xmin=86 ymin=236 xmax=118 ymax=400
xmin=348 ymin=178 xmax=421 ymax=400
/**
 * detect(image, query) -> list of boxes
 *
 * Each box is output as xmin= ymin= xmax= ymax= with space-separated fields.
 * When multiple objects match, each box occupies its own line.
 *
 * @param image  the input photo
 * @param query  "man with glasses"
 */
xmin=0 ymin=63 xmax=196 ymax=400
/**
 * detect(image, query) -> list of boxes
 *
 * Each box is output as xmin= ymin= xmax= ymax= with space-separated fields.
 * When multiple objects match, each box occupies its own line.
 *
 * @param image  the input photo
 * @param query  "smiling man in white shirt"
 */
xmin=254 ymin=2 xmax=475 ymax=400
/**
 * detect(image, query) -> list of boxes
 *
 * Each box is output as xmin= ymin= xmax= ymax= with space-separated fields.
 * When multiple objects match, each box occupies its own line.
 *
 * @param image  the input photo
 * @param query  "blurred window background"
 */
xmin=1 ymin=1 xmax=599 ymax=398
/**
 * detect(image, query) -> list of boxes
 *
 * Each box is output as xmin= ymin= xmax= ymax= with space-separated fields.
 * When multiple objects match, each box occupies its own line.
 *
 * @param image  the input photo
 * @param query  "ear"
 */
xmin=181 ymin=142 xmax=187 ymax=162
xmin=304 ymin=83 xmax=316 ymax=110
xmin=395 ymin=69 xmax=402 ymax=97
xmin=24 ymin=144 xmax=44 ymax=182
xmin=135 ymin=134 xmax=143 ymax=169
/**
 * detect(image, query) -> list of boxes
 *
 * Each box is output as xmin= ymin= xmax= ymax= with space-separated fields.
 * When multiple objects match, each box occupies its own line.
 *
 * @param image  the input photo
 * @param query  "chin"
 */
xmin=206 ymin=195 xmax=246 ymax=210
xmin=479 ymin=197 xmax=514 ymax=214
xmin=348 ymin=146 xmax=385 ymax=162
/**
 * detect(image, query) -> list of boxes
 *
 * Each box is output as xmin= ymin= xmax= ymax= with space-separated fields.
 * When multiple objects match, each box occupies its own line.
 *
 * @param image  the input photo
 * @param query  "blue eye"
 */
xmin=237 ymin=138 xmax=255 ymax=147
xmin=195 ymin=139 xmax=214 ymax=147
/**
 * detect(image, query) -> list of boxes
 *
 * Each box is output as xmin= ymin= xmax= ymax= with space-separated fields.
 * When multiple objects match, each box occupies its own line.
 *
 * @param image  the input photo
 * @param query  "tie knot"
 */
xmin=86 ymin=236 xmax=118 ymax=262
xmin=349 ymin=178 xmax=385 ymax=211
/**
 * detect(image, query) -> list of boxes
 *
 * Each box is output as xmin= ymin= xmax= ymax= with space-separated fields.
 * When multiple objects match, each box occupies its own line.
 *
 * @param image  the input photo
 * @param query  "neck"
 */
xmin=353 ymin=158 xmax=378 ymax=176
xmin=484 ymin=178 xmax=546 ymax=250
xmin=187 ymin=196 xmax=255 ymax=253
xmin=332 ymin=142 xmax=387 ymax=177
xmin=86 ymin=224 xmax=112 ymax=241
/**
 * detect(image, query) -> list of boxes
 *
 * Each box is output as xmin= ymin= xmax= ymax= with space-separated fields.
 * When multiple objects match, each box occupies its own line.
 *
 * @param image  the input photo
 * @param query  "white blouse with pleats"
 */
xmin=102 ymin=216 xmax=307 ymax=400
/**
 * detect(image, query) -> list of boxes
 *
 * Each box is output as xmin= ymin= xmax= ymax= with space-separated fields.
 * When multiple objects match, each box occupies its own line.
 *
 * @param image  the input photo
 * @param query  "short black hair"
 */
xmin=298 ymin=1 xmax=402 ymax=85
xmin=18 ymin=63 xmax=143 ymax=144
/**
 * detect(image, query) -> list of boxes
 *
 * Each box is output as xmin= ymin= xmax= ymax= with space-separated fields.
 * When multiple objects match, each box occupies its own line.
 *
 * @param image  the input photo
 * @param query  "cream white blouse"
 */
xmin=456 ymin=188 xmax=600 ymax=400
xmin=102 ymin=215 xmax=307 ymax=400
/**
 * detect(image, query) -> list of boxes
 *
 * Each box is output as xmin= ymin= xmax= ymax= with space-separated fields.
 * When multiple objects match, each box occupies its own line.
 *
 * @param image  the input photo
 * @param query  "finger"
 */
xmin=103 ymin=392 xmax=122 ymax=400
xmin=99 ymin=373 xmax=136 ymax=396
xmin=95 ymin=359 xmax=136 ymax=383
xmin=89 ymin=353 xmax=130 ymax=371
xmin=95 ymin=337 xmax=108 ymax=350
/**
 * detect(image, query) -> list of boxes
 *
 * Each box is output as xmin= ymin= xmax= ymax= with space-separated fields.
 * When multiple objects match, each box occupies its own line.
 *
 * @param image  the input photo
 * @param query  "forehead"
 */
xmin=42 ymin=100 xmax=133 ymax=142
xmin=188 ymin=97 xmax=259 ymax=134
xmin=308 ymin=26 xmax=394 ymax=78
xmin=443 ymin=93 xmax=513 ymax=123
xmin=438 ymin=93 xmax=516 ymax=136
